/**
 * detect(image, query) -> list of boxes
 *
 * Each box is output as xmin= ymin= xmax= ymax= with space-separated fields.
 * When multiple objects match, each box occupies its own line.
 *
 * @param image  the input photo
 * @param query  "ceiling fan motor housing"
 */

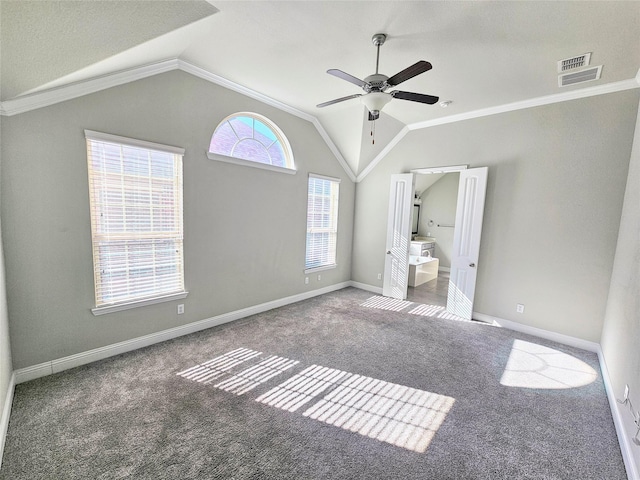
xmin=364 ymin=73 xmax=389 ymax=92
xmin=316 ymin=32 xmax=438 ymax=111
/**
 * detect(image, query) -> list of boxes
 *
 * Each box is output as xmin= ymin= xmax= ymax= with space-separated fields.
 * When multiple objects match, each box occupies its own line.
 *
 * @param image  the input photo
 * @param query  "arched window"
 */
xmin=208 ymin=112 xmax=295 ymax=173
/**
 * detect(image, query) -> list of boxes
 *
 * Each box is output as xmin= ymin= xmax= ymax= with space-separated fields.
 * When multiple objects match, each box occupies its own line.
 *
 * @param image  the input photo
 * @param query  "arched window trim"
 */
xmin=207 ymin=112 xmax=296 ymax=175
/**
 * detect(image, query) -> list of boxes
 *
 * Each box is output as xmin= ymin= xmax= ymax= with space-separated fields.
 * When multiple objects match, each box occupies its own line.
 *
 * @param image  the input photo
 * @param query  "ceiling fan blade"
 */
xmin=327 ymin=69 xmax=369 ymax=89
xmin=316 ymin=94 xmax=363 ymax=108
xmin=386 ymin=61 xmax=432 ymax=87
xmin=368 ymin=110 xmax=379 ymax=121
xmin=391 ymin=90 xmax=439 ymax=105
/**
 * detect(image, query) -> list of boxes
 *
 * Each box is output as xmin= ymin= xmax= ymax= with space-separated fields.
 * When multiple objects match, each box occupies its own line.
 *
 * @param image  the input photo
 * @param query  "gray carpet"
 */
xmin=0 ymin=287 xmax=626 ymax=479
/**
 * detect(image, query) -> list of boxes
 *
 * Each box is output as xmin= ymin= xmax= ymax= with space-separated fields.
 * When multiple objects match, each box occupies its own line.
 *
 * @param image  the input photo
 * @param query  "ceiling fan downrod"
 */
xmin=372 ymin=33 xmax=386 ymax=75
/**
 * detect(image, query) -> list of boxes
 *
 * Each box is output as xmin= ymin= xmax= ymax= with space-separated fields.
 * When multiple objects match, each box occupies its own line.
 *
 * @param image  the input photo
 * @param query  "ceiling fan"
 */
xmin=317 ymin=33 xmax=439 ymax=121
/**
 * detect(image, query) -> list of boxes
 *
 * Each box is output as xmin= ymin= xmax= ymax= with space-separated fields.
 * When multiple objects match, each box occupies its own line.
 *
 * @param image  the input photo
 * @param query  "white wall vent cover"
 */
xmin=558 ymin=66 xmax=602 ymax=87
xmin=557 ymin=53 xmax=591 ymax=73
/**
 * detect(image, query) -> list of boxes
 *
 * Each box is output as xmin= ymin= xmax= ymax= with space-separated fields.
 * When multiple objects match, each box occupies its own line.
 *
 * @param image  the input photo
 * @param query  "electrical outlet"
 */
xmin=177 ymin=304 xmax=184 ymax=315
xmin=305 ymin=277 xmax=309 ymax=284
xmin=317 ymin=274 xmax=322 ymax=281
xmin=516 ymin=303 xmax=525 ymax=314
xmin=377 ymin=273 xmax=382 ymax=280
xmin=624 ymin=384 xmax=630 ymax=401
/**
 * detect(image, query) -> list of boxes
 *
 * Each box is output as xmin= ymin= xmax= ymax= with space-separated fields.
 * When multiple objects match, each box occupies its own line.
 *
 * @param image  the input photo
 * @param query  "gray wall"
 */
xmin=417 ymin=173 xmax=459 ymax=268
xmin=0 ymin=120 xmax=13 ymax=441
xmin=352 ymin=90 xmax=639 ymax=342
xmin=601 ymin=99 xmax=640 ymax=474
xmin=1 ymin=70 xmax=355 ymax=369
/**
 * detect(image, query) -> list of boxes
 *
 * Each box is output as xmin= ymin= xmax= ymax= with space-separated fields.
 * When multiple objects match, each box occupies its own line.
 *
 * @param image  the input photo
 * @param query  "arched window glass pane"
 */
xmin=209 ymin=112 xmax=295 ymax=171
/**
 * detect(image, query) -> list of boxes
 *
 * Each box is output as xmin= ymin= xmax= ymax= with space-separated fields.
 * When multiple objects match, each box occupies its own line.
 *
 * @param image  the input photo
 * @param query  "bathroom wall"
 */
xmin=418 ymin=173 xmax=459 ymax=269
xmin=1 ymin=70 xmax=355 ymax=369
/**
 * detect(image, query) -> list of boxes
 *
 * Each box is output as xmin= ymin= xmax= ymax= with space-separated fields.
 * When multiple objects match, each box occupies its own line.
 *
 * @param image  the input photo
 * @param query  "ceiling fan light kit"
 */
xmin=361 ymin=92 xmax=392 ymax=116
xmin=317 ymin=32 xmax=439 ymax=119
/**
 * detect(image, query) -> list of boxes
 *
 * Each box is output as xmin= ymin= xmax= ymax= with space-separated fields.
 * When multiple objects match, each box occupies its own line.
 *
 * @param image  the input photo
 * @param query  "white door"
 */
xmin=383 ymin=174 xmax=415 ymax=299
xmin=447 ymin=167 xmax=488 ymax=319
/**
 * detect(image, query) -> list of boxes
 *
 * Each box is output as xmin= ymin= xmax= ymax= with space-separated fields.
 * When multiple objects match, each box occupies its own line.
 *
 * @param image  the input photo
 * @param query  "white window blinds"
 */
xmin=305 ymin=174 xmax=340 ymax=272
xmin=85 ymin=130 xmax=185 ymax=309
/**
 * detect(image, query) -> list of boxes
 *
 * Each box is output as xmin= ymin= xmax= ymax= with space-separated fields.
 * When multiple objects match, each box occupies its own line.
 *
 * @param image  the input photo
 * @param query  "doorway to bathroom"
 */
xmin=382 ymin=167 xmax=487 ymax=320
xmin=406 ymin=171 xmax=460 ymax=307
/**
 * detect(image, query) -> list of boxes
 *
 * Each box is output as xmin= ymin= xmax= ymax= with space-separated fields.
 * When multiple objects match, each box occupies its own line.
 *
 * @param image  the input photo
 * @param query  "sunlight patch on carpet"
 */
xmin=258 ymin=364 xmax=454 ymax=453
xmin=176 ymin=347 xmax=262 ymax=384
xmin=302 ymin=373 xmax=455 ymax=453
xmin=500 ymin=340 xmax=598 ymax=389
xmin=256 ymin=365 xmax=351 ymax=412
xmin=407 ymin=303 xmax=471 ymax=322
xmin=180 ymin=350 xmax=455 ymax=453
xmin=213 ymin=355 xmax=299 ymax=395
xmin=361 ymin=296 xmax=413 ymax=312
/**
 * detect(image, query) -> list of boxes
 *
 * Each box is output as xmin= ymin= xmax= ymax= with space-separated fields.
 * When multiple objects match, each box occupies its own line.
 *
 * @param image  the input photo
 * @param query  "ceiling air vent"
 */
xmin=557 ymin=53 xmax=591 ymax=73
xmin=558 ymin=66 xmax=602 ymax=87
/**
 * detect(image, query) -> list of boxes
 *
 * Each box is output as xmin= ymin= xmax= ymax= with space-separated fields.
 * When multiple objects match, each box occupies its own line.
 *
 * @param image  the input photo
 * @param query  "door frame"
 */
xmin=382 ymin=165 xmax=486 ymax=318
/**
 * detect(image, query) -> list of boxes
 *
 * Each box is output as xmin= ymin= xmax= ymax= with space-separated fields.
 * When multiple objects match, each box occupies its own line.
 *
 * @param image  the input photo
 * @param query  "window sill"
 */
xmin=91 ymin=291 xmax=189 ymax=316
xmin=207 ymin=152 xmax=296 ymax=175
xmin=304 ymin=264 xmax=337 ymax=275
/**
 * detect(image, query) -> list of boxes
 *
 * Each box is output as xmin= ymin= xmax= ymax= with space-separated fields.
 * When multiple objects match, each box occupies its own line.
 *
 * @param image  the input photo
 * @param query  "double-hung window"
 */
xmin=305 ymin=174 xmax=340 ymax=273
xmin=85 ymin=130 xmax=186 ymax=314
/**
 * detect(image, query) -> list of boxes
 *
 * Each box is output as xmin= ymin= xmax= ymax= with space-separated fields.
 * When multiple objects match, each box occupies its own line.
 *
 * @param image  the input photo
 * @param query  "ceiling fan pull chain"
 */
xmin=371 ymin=118 xmax=376 ymax=144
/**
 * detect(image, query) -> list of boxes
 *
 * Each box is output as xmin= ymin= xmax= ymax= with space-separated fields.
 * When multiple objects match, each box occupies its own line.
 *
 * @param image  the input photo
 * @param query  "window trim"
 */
xmin=85 ymin=130 xmax=187 ymax=314
xmin=206 ymin=152 xmax=296 ymax=175
xmin=304 ymin=264 xmax=338 ymax=275
xmin=208 ymin=112 xmax=296 ymax=174
xmin=85 ymin=130 xmax=185 ymax=156
xmin=91 ymin=291 xmax=189 ymax=316
xmin=304 ymin=173 xmax=341 ymax=274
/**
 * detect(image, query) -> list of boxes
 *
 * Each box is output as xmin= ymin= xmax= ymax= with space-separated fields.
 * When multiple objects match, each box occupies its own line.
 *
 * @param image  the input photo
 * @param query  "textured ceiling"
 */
xmin=0 ymin=0 xmax=218 ymax=98
xmin=1 ymin=1 xmax=639 ymax=175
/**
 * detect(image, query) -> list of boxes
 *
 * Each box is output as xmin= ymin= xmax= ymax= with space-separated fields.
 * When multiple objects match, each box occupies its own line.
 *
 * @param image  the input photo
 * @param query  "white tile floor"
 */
xmin=406 ymin=271 xmax=449 ymax=306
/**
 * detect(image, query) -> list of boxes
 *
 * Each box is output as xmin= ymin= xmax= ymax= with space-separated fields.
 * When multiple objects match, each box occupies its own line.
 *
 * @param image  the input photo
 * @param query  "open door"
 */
xmin=382 ymin=173 xmax=415 ymax=299
xmin=447 ymin=167 xmax=488 ymax=320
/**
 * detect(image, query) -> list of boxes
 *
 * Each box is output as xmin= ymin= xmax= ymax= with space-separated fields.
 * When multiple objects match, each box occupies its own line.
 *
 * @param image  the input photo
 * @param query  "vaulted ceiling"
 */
xmin=2 ymin=1 xmax=640 ymax=177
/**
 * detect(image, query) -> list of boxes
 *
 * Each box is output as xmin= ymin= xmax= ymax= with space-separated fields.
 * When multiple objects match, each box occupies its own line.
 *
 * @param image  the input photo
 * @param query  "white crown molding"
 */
xmin=177 ymin=60 xmax=315 ymax=123
xmin=356 ymin=126 xmax=410 ymax=183
xmin=409 ymin=75 xmax=640 ymax=132
xmin=177 ymin=61 xmax=356 ymax=182
xmin=3 ymin=61 xmax=636 ymax=183
xmin=0 ymin=59 xmax=180 ymax=117
xmin=0 ymin=59 xmax=356 ymax=182
xmin=355 ymin=72 xmax=640 ymax=183
xmin=310 ymin=119 xmax=356 ymax=182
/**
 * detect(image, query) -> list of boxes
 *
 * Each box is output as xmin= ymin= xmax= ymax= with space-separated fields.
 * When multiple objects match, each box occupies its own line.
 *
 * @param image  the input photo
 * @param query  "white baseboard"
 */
xmin=472 ymin=312 xmax=600 ymax=353
xmin=15 ymin=282 xmax=351 ymax=384
xmin=348 ymin=281 xmax=382 ymax=295
xmin=598 ymin=349 xmax=640 ymax=480
xmin=473 ymin=311 xmax=637 ymax=480
xmin=0 ymin=372 xmax=15 ymax=469
xmin=8 ymin=285 xmax=637 ymax=479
